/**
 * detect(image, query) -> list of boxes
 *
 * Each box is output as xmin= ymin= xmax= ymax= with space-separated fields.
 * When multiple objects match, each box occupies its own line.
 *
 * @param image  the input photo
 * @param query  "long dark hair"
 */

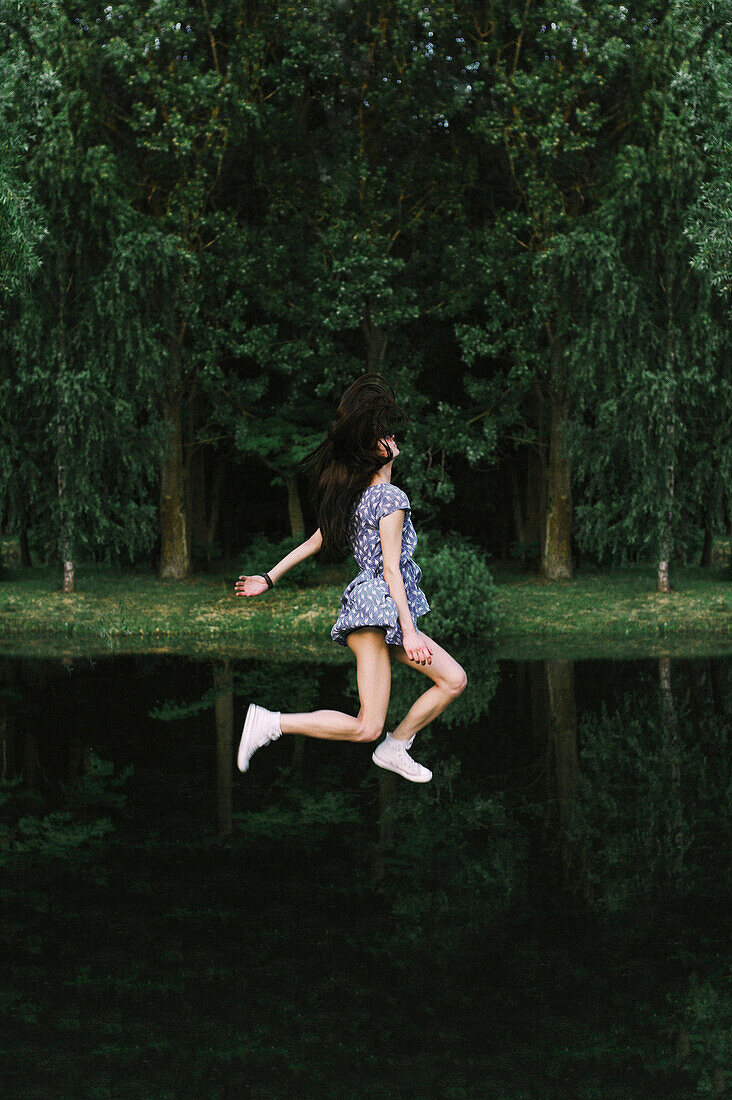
xmin=300 ymin=373 xmax=410 ymax=555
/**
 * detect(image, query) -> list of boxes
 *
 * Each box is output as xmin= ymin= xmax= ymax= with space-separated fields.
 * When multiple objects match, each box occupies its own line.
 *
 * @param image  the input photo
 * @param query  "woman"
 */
xmin=234 ymin=373 xmax=468 ymax=782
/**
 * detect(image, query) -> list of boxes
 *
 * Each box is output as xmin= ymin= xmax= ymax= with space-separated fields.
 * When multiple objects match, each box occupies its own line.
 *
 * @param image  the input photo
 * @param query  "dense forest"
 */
xmin=1 ymin=0 xmax=730 ymax=593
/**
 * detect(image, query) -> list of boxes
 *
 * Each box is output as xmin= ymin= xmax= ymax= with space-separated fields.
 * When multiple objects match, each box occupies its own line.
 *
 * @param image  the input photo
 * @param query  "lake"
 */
xmin=1 ymin=645 xmax=729 ymax=1098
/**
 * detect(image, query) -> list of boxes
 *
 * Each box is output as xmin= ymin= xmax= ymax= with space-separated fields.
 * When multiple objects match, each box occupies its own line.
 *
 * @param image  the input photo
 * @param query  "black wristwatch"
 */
xmin=261 ymin=572 xmax=274 ymax=589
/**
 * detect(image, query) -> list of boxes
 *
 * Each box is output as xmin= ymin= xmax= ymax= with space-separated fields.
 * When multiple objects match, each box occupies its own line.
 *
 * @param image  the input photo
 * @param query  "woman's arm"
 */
xmin=235 ymin=529 xmax=322 ymax=597
xmin=267 ymin=527 xmax=322 ymax=583
xmin=379 ymin=513 xmax=432 ymax=664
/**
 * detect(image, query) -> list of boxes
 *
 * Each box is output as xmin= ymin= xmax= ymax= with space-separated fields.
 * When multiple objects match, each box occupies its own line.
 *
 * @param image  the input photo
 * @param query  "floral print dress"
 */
xmin=330 ymin=482 xmax=431 ymax=647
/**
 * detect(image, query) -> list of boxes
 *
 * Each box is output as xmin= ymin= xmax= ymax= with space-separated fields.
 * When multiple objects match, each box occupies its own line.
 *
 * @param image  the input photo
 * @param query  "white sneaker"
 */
xmin=237 ymin=703 xmax=282 ymax=772
xmin=372 ymin=732 xmax=432 ymax=783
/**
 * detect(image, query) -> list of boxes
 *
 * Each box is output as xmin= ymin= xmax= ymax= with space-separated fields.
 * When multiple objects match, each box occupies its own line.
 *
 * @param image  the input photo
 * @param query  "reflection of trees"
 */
xmin=0 ymin=657 xmax=84 ymax=795
xmin=543 ymin=659 xmax=586 ymax=897
xmin=372 ymin=769 xmax=399 ymax=886
xmin=659 ymin=655 xmax=684 ymax=889
xmin=213 ymin=660 xmax=233 ymax=837
xmin=569 ymin=666 xmax=730 ymax=910
xmin=0 ymin=656 xmax=131 ymax=862
xmin=151 ymin=659 xmax=325 ymax=831
xmin=662 ymin=973 xmax=730 ymax=1099
xmin=371 ymin=777 xmax=524 ymax=957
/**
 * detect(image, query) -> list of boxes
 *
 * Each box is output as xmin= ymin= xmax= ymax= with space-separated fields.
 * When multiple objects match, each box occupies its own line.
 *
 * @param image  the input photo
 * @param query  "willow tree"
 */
xmin=0 ymin=40 xmax=44 ymax=572
xmin=0 ymin=2 xmax=165 ymax=591
xmin=561 ymin=0 xmax=732 ymax=589
xmin=455 ymin=1 xmax=675 ymax=579
xmin=685 ymin=0 xmax=732 ymax=566
xmin=79 ymin=0 xmax=266 ymax=579
xmin=686 ymin=0 xmax=732 ymax=305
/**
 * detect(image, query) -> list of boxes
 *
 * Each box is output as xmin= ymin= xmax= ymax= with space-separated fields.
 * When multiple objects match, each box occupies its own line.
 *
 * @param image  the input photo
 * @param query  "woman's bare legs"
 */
xmin=279 ymin=627 xmax=391 ymax=742
xmin=388 ymin=630 xmax=467 ymax=741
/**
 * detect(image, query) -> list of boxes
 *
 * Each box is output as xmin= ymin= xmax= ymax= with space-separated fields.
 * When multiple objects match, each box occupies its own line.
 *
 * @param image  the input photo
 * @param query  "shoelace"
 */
xmin=393 ymin=742 xmax=424 ymax=774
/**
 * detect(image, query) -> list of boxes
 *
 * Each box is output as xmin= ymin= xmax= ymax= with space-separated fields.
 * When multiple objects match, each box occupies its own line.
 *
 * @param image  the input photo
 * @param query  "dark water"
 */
xmin=1 ymin=649 xmax=729 ymax=1099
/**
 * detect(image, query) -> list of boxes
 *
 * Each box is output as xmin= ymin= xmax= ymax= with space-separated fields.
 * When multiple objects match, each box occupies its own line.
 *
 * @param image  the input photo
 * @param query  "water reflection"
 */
xmin=213 ymin=660 xmax=233 ymax=838
xmin=0 ymin=650 xmax=729 ymax=1097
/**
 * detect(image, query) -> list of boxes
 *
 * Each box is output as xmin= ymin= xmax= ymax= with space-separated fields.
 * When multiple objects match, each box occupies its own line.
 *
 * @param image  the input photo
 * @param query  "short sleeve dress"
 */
xmin=330 ymin=482 xmax=431 ymax=647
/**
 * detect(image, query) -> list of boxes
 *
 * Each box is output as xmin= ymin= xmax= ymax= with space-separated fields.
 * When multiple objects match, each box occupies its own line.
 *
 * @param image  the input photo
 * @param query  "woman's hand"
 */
xmin=235 ymin=575 xmax=270 ymax=598
xmin=401 ymin=629 xmax=433 ymax=665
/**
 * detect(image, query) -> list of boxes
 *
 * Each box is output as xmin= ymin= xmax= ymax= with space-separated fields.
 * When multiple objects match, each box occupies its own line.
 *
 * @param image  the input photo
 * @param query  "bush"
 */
xmin=417 ymin=530 xmax=499 ymax=644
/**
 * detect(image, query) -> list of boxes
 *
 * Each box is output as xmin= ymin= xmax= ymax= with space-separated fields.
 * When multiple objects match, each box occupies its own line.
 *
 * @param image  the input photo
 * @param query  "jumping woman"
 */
xmin=234 ymin=373 xmax=468 ymax=782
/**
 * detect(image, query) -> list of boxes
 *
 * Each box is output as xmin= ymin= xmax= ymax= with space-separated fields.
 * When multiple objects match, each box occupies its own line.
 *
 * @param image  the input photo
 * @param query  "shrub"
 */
xmin=417 ymin=531 xmax=499 ymax=644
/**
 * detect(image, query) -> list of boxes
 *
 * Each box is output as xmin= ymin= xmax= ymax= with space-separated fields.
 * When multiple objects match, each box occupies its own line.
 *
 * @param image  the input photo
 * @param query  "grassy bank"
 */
xmin=0 ymin=553 xmax=729 ymax=660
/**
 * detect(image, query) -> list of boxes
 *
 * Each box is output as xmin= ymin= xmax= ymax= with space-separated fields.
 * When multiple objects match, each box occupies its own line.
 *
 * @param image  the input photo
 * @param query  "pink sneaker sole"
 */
xmin=237 ymin=703 xmax=266 ymax=772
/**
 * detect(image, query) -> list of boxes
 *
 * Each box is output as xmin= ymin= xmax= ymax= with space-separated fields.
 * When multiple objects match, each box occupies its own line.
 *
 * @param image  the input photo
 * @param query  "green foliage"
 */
xmin=233 ymin=788 xmax=360 ymax=844
xmin=1 ymin=0 xmax=731 ymax=586
xmin=0 ymin=751 xmax=132 ymax=866
xmin=568 ymin=688 xmax=730 ymax=910
xmin=372 ymin=749 xmax=524 ymax=958
xmin=0 ymin=1 xmax=169 ymax=569
xmin=683 ymin=0 xmax=732 ymax=304
xmin=62 ymin=750 xmax=133 ymax=812
xmin=418 ymin=530 xmax=500 ymax=644
xmin=669 ymin=972 xmax=732 ymax=1096
xmin=150 ymin=660 xmax=322 ymax=721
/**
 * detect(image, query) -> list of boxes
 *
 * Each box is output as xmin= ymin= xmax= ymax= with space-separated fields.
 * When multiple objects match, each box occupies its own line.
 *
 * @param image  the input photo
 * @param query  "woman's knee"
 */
xmin=443 ymin=667 xmax=468 ymax=698
xmin=353 ymin=718 xmax=384 ymax=743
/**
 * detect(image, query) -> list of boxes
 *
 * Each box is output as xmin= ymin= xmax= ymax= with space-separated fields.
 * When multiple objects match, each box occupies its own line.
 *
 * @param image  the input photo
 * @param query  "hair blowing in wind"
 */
xmin=300 ymin=373 xmax=410 ymax=555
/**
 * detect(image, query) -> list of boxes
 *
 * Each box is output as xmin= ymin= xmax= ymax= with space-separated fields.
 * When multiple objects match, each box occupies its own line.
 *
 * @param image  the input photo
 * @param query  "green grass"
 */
xmin=0 ymin=546 xmax=729 ymax=660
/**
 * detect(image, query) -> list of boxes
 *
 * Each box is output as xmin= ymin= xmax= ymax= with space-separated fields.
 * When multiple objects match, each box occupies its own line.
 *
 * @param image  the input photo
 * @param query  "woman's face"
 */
xmin=376 ymin=433 xmax=399 ymax=461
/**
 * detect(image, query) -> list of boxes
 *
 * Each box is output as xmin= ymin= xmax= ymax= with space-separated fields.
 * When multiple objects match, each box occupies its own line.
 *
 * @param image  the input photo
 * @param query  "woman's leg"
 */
xmin=388 ymin=630 xmax=467 ymax=741
xmin=279 ymin=627 xmax=391 ymax=742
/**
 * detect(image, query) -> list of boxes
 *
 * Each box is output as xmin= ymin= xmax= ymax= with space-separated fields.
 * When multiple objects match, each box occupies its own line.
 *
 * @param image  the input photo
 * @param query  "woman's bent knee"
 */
xmin=353 ymin=720 xmax=383 ymax=743
xmin=446 ymin=669 xmax=468 ymax=697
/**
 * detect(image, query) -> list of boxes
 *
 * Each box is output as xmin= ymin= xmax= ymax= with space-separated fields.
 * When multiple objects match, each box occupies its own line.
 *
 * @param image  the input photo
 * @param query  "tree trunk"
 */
xmin=657 ymin=406 xmax=675 ymax=594
xmin=57 ymin=276 xmax=74 ymax=595
xmin=542 ymin=381 xmax=574 ymax=580
xmin=160 ymin=390 xmax=190 ymax=579
xmin=285 ymin=471 xmax=305 ymax=541
xmin=213 ymin=660 xmax=233 ymax=838
xmin=658 ymin=286 xmax=677 ymax=593
xmin=160 ymin=324 xmax=190 ymax=579
xmin=528 ymin=380 xmax=549 ymax=557
xmin=59 ymin=535 xmax=74 ymax=593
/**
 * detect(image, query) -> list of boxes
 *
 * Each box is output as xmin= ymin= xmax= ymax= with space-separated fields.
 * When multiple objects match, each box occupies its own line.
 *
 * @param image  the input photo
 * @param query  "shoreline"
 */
xmin=0 ymin=563 xmax=729 ymax=660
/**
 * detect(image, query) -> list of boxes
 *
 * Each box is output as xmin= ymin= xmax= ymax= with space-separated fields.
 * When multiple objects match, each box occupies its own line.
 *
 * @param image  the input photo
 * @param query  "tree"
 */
xmin=0 ymin=2 xmax=165 ymax=591
xmin=0 ymin=19 xmax=45 ymax=573
xmin=564 ymin=1 xmax=732 ymax=588
xmin=225 ymin=2 xmax=496 ymax=531
xmin=85 ymin=0 xmax=267 ymax=578
xmin=455 ymin=0 xmax=646 ymax=579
